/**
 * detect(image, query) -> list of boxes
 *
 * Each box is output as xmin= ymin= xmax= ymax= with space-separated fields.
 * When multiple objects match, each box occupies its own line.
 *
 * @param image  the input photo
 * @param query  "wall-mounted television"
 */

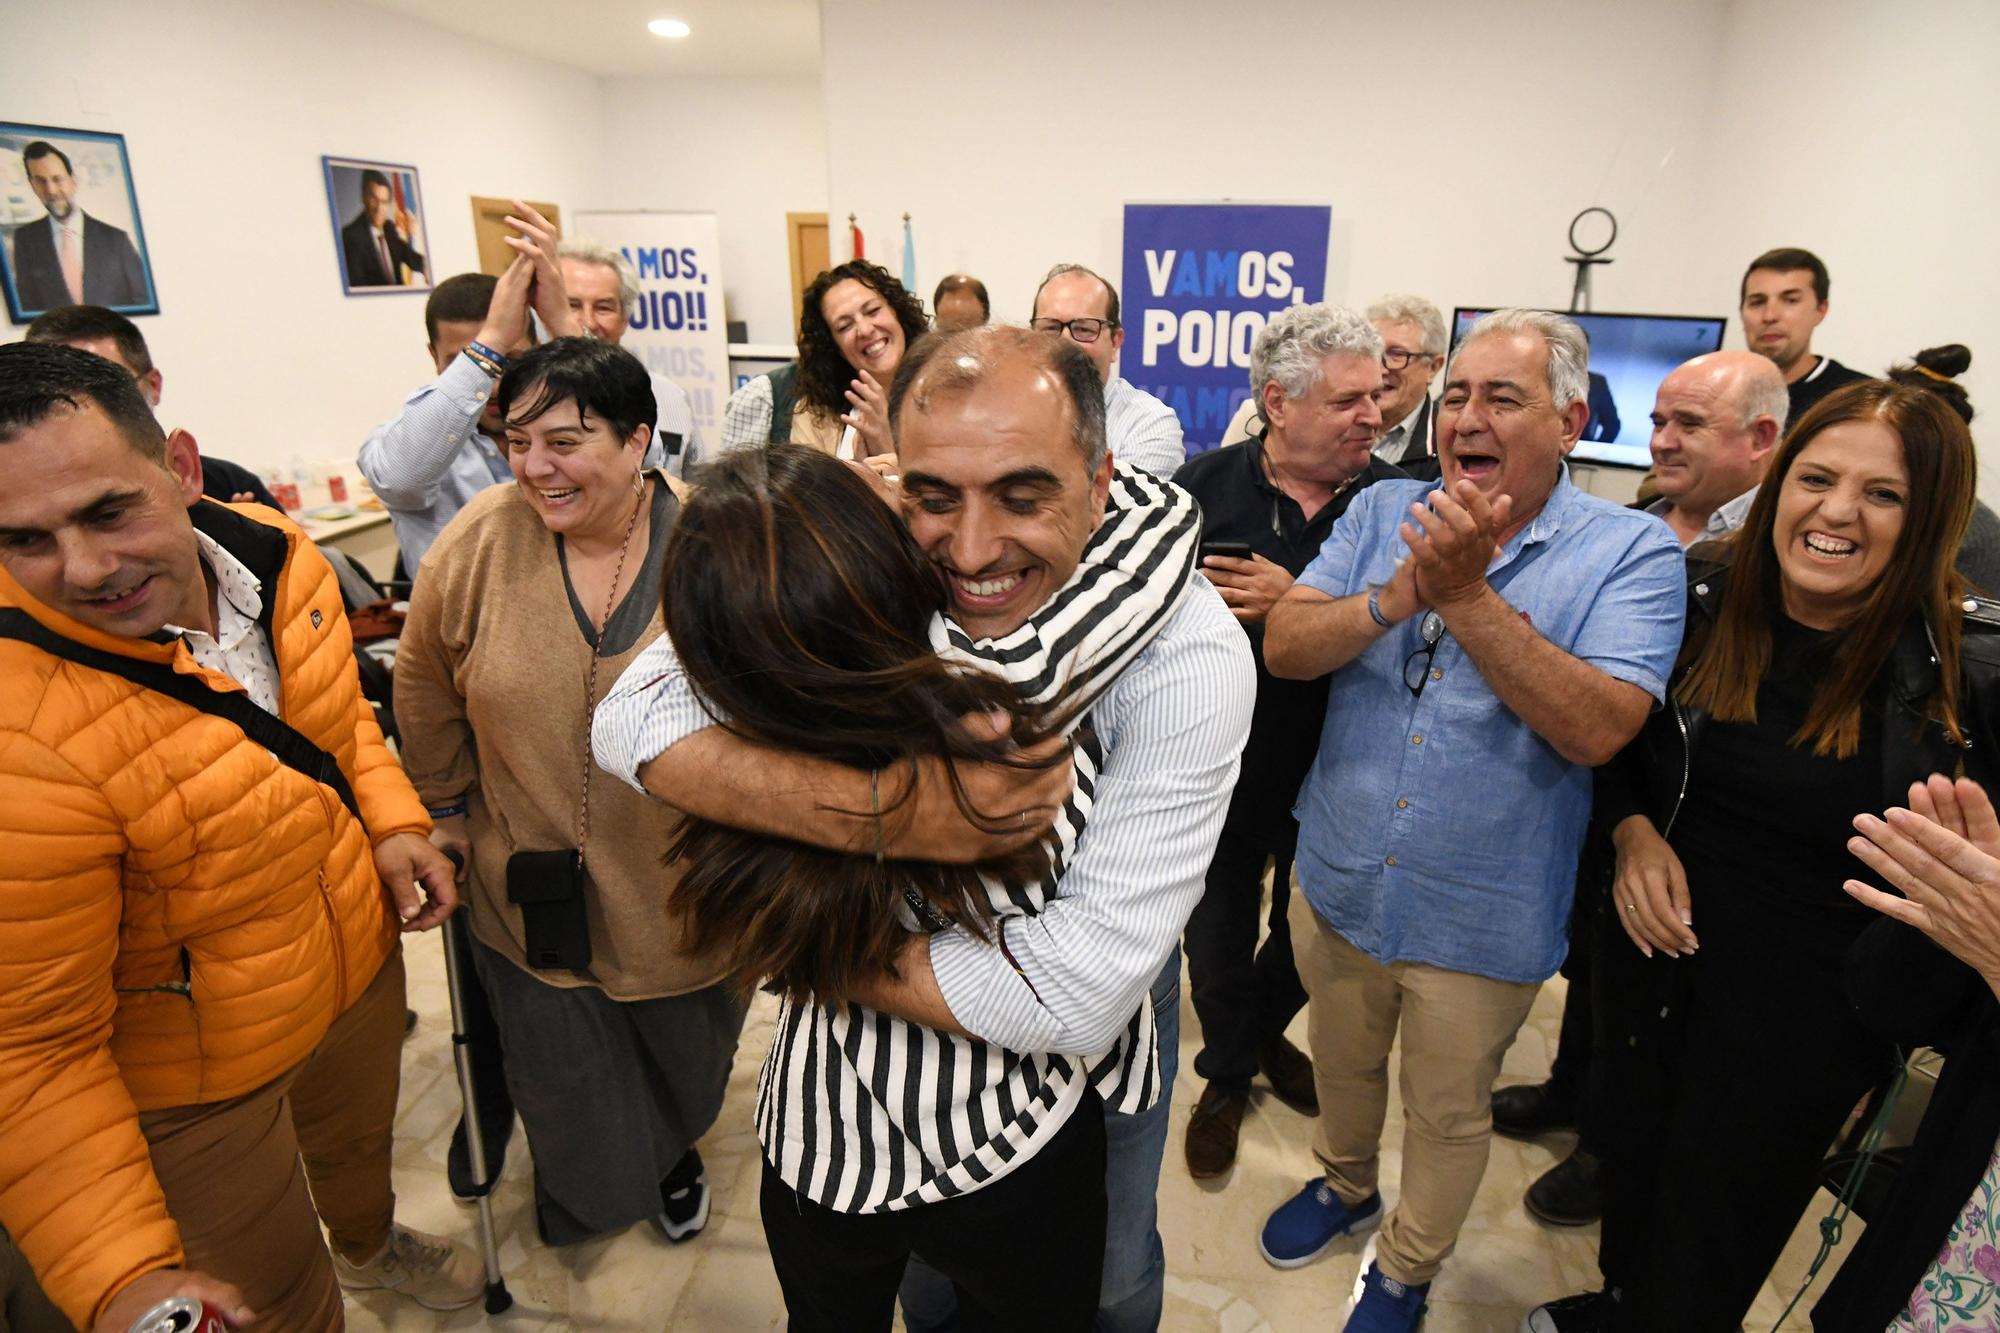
xmin=1449 ymin=308 xmax=1729 ymax=469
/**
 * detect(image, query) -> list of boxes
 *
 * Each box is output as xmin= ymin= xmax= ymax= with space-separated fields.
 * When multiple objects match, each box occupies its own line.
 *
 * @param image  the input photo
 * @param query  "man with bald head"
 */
xmin=595 ymin=323 xmax=1252 ymax=1330
xmin=1643 ymin=351 xmax=1787 ymax=546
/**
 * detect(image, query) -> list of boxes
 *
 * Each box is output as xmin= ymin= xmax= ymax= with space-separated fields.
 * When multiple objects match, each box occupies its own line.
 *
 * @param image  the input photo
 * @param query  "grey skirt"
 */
xmin=471 ymin=935 xmax=747 ymax=1244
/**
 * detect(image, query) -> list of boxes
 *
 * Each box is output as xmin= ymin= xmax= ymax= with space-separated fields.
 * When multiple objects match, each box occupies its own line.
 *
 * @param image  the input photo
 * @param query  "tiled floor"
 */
xmin=347 ymin=930 xmax=1863 ymax=1331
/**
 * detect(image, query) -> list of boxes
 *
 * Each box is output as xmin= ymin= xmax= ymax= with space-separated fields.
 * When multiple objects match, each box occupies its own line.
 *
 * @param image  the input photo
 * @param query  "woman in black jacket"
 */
xmin=1817 ymin=776 xmax=2000 ymax=1328
xmin=1525 ymin=378 xmax=2000 ymax=1332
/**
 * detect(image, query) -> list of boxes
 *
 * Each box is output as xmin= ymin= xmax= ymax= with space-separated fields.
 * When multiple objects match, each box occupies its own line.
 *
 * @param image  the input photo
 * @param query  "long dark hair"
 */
xmin=1680 ymin=379 xmax=1977 ymax=756
xmin=660 ymin=446 xmax=1060 ymax=1004
xmin=794 ymin=261 xmax=929 ymax=422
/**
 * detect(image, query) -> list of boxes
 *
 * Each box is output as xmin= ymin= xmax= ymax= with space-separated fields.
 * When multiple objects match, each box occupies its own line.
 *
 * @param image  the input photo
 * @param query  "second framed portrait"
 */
xmin=323 ymin=155 xmax=432 ymax=296
xmin=0 ymin=122 xmax=158 ymax=324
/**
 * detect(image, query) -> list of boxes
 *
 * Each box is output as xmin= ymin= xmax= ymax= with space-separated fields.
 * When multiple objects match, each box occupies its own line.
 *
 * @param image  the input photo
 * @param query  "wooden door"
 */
xmin=786 ymin=212 xmax=830 ymax=335
xmin=470 ymin=196 xmax=563 ymax=276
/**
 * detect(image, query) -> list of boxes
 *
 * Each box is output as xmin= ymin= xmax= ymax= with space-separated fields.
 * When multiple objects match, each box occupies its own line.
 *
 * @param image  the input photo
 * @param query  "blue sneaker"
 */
xmin=1345 ymin=1261 xmax=1429 ymax=1331
xmin=1258 ymin=1178 xmax=1383 ymax=1268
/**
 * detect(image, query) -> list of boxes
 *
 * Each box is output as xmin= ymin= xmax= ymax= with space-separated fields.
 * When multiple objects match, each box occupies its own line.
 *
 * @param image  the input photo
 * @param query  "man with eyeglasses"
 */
xmin=1172 ymin=304 xmax=1406 ymax=1183
xmin=1365 ymin=295 xmax=1448 ymax=479
xmin=1030 ymin=263 xmax=1186 ymax=478
xmin=1252 ymin=309 xmax=1685 ymax=1331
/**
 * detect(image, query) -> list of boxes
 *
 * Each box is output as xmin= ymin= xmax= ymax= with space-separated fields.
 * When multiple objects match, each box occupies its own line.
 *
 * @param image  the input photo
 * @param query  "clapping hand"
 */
xmin=503 ymin=199 xmax=581 ymax=339
xmin=1847 ymin=775 xmax=2000 ymax=994
xmin=1399 ymin=479 xmax=1513 ymax=610
xmin=842 ymin=370 xmax=894 ymax=457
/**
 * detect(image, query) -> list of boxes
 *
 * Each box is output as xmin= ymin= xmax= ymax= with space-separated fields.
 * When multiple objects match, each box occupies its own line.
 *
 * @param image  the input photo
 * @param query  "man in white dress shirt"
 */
xmin=595 ymin=325 xmax=1252 ymax=1331
xmin=1031 ymin=263 xmax=1187 ymax=478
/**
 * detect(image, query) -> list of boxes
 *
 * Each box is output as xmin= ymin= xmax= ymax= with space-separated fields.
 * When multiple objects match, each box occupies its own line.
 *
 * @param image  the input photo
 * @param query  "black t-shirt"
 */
xmin=1787 ymin=356 xmax=1872 ymax=425
xmin=1670 ymin=614 xmax=1884 ymax=958
xmin=1173 ymin=437 xmax=1405 ymax=848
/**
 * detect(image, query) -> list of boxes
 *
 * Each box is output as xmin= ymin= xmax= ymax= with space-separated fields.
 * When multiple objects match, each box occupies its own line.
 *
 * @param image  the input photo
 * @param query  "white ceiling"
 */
xmin=354 ymin=0 xmax=821 ymax=77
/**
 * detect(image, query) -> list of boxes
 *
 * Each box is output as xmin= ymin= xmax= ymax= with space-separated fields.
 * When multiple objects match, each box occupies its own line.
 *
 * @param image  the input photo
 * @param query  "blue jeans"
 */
xmin=899 ymin=950 xmax=1182 ymax=1333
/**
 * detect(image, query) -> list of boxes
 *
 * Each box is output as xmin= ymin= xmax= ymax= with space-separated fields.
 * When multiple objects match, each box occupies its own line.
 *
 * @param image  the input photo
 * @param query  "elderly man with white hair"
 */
xmin=1173 ymin=304 xmax=1409 ymax=1181
xmin=1366 ymin=294 xmax=1449 ymax=475
xmin=1254 ymin=310 xmax=1687 ymax=1331
xmin=556 ymin=237 xmax=706 ymax=478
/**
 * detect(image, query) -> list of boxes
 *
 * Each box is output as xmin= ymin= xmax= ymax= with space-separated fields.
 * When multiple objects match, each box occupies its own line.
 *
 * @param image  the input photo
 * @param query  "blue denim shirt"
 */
xmin=1292 ymin=468 xmax=1686 ymax=983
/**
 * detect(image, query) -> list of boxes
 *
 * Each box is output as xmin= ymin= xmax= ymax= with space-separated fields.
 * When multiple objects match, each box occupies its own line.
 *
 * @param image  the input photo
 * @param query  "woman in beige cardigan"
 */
xmin=395 ymin=338 xmax=744 ymax=1248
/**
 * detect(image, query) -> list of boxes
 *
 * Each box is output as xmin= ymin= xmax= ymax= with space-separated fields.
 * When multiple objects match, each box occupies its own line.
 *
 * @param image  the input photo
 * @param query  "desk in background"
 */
xmin=300 ymin=506 xmax=398 ymax=582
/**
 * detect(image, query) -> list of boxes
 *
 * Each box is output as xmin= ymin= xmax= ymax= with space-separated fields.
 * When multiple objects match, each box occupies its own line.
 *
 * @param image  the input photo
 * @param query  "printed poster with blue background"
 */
xmin=1119 ymin=203 xmax=1332 ymax=456
xmin=575 ymin=210 xmax=728 ymax=443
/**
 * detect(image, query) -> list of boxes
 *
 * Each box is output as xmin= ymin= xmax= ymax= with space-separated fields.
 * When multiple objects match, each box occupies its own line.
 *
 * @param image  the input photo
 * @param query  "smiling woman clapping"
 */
xmin=1526 ymin=380 xmax=2000 ymax=1332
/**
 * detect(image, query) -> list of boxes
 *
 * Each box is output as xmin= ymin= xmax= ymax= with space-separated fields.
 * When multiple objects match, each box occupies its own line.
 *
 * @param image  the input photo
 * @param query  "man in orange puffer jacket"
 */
xmin=0 ymin=344 xmax=482 ymax=1329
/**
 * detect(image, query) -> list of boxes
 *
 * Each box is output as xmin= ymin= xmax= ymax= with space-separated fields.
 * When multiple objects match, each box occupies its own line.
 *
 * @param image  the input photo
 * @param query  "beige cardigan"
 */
xmin=395 ymin=474 xmax=726 ymax=1000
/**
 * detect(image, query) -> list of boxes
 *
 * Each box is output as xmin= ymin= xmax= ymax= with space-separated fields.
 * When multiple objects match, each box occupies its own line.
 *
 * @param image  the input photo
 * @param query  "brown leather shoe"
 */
xmin=1184 ymin=1083 xmax=1249 ymax=1179
xmin=1257 ymin=1035 xmax=1320 ymax=1116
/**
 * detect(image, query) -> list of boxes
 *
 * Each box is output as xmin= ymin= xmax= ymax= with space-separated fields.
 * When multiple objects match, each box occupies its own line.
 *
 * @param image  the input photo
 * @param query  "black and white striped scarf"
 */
xmin=757 ymin=462 xmax=1201 ymax=1212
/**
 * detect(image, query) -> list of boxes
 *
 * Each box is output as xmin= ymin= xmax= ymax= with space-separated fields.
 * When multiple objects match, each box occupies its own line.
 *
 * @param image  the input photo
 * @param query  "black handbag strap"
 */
xmin=0 ymin=607 xmax=364 ymax=827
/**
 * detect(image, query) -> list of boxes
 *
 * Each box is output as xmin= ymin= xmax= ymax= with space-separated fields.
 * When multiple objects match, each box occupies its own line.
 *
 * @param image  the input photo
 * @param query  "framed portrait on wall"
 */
xmin=323 ymin=155 xmax=432 ymax=296
xmin=0 ymin=122 xmax=158 ymax=324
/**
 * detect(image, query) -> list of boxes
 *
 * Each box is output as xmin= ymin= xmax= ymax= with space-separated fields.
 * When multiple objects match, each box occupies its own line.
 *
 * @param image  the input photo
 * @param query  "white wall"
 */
xmin=1691 ymin=0 xmax=2000 ymax=450
xmin=597 ymin=74 xmax=827 ymax=345
xmin=821 ymin=0 xmax=1727 ymax=326
xmin=2 ymin=0 xmax=607 ymax=477
xmin=820 ymin=0 xmax=2000 ymax=496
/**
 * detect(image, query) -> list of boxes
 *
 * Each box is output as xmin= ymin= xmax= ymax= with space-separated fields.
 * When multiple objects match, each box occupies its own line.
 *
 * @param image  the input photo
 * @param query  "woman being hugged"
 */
xmin=1526 ymin=379 xmax=2000 ymax=1332
xmin=394 ymin=337 xmax=744 ymax=1248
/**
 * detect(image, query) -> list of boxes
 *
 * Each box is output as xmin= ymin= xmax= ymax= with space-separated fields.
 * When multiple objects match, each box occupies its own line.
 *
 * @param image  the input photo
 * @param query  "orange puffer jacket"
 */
xmin=0 ymin=501 xmax=429 ymax=1329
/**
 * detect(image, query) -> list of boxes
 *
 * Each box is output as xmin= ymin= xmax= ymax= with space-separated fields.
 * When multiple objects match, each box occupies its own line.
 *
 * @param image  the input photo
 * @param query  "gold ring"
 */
xmin=1625 ymin=902 xmax=1638 ymax=914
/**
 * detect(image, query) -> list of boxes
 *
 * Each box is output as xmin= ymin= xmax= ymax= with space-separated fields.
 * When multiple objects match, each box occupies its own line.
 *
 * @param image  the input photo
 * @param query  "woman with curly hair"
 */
xmin=719 ymin=259 xmax=929 ymax=458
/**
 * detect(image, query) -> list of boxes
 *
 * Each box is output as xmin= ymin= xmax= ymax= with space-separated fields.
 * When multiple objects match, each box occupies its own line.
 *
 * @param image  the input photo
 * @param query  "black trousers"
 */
xmin=1184 ymin=828 xmax=1308 ymax=1088
xmin=1594 ymin=892 xmax=1893 ymax=1331
xmin=1550 ymin=887 xmax=1601 ymax=1155
xmin=759 ymin=1090 xmax=1108 ymax=1332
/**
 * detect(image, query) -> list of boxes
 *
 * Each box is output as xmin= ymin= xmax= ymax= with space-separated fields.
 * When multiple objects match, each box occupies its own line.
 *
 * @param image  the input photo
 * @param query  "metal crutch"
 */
xmin=440 ymin=851 xmax=513 ymax=1314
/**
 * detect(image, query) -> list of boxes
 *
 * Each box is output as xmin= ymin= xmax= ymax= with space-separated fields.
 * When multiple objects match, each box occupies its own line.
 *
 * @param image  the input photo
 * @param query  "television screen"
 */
xmin=1448 ymin=308 xmax=1728 ymax=469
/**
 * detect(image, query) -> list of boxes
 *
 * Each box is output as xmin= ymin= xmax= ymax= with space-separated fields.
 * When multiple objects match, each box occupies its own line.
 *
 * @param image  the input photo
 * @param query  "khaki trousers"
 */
xmin=1290 ymin=895 xmax=1538 ymax=1286
xmin=139 ymin=946 xmax=406 ymax=1332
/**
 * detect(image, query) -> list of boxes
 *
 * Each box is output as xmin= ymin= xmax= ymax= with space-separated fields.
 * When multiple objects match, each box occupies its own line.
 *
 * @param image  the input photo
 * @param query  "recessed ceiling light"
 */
xmin=647 ymin=17 xmax=691 ymax=38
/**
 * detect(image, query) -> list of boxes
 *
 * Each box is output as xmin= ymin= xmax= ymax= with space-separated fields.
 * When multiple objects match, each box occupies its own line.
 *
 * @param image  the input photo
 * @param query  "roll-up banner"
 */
xmin=1119 ymin=203 xmax=1332 ymax=455
xmin=575 ymin=210 xmax=729 ymax=442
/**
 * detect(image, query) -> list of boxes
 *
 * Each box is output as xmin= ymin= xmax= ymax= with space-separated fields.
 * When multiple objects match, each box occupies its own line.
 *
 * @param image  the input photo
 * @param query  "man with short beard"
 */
xmin=597 ymin=325 xmax=1253 ymax=1331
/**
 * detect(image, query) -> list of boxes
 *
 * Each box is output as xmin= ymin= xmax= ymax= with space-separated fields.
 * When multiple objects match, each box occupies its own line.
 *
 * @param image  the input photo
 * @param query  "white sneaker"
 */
xmin=332 ymin=1223 xmax=483 ymax=1310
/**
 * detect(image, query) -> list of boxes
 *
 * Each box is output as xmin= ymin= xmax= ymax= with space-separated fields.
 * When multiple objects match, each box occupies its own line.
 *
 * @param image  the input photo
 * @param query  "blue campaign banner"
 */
xmin=1119 ymin=203 xmax=1331 ymax=454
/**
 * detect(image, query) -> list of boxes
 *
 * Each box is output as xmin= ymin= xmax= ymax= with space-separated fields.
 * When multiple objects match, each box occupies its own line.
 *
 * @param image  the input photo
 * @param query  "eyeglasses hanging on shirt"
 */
xmin=1402 ymin=610 xmax=1446 ymax=698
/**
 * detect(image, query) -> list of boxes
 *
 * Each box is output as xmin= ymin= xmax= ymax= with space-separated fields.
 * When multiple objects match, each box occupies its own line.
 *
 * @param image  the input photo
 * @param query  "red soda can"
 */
xmin=328 ymin=475 xmax=349 ymax=503
xmin=128 ymin=1296 xmax=232 ymax=1332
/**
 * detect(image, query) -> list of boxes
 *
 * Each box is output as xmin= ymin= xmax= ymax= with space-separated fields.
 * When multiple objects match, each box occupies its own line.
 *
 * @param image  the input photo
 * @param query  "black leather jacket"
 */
xmin=1593 ymin=558 xmax=2000 ymax=845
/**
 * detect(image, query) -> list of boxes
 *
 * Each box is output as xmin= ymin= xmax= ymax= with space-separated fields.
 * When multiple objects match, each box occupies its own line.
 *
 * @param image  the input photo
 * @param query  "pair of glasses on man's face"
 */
xmin=1403 ymin=610 xmax=1446 ymax=698
xmin=1030 ymin=317 xmax=1117 ymax=344
xmin=1382 ymin=347 xmax=1433 ymax=371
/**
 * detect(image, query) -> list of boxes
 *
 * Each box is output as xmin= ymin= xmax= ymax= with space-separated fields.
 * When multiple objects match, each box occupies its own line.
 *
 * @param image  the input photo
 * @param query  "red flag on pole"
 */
xmin=849 ymin=213 xmax=864 ymax=259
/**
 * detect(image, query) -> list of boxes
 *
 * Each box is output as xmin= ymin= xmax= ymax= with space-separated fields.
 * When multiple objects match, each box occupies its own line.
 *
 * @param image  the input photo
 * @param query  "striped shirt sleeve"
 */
xmin=720 ymin=374 xmax=775 ymax=453
xmin=928 ymin=580 xmax=1254 ymax=1055
xmin=591 ymin=632 xmax=721 ymax=793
